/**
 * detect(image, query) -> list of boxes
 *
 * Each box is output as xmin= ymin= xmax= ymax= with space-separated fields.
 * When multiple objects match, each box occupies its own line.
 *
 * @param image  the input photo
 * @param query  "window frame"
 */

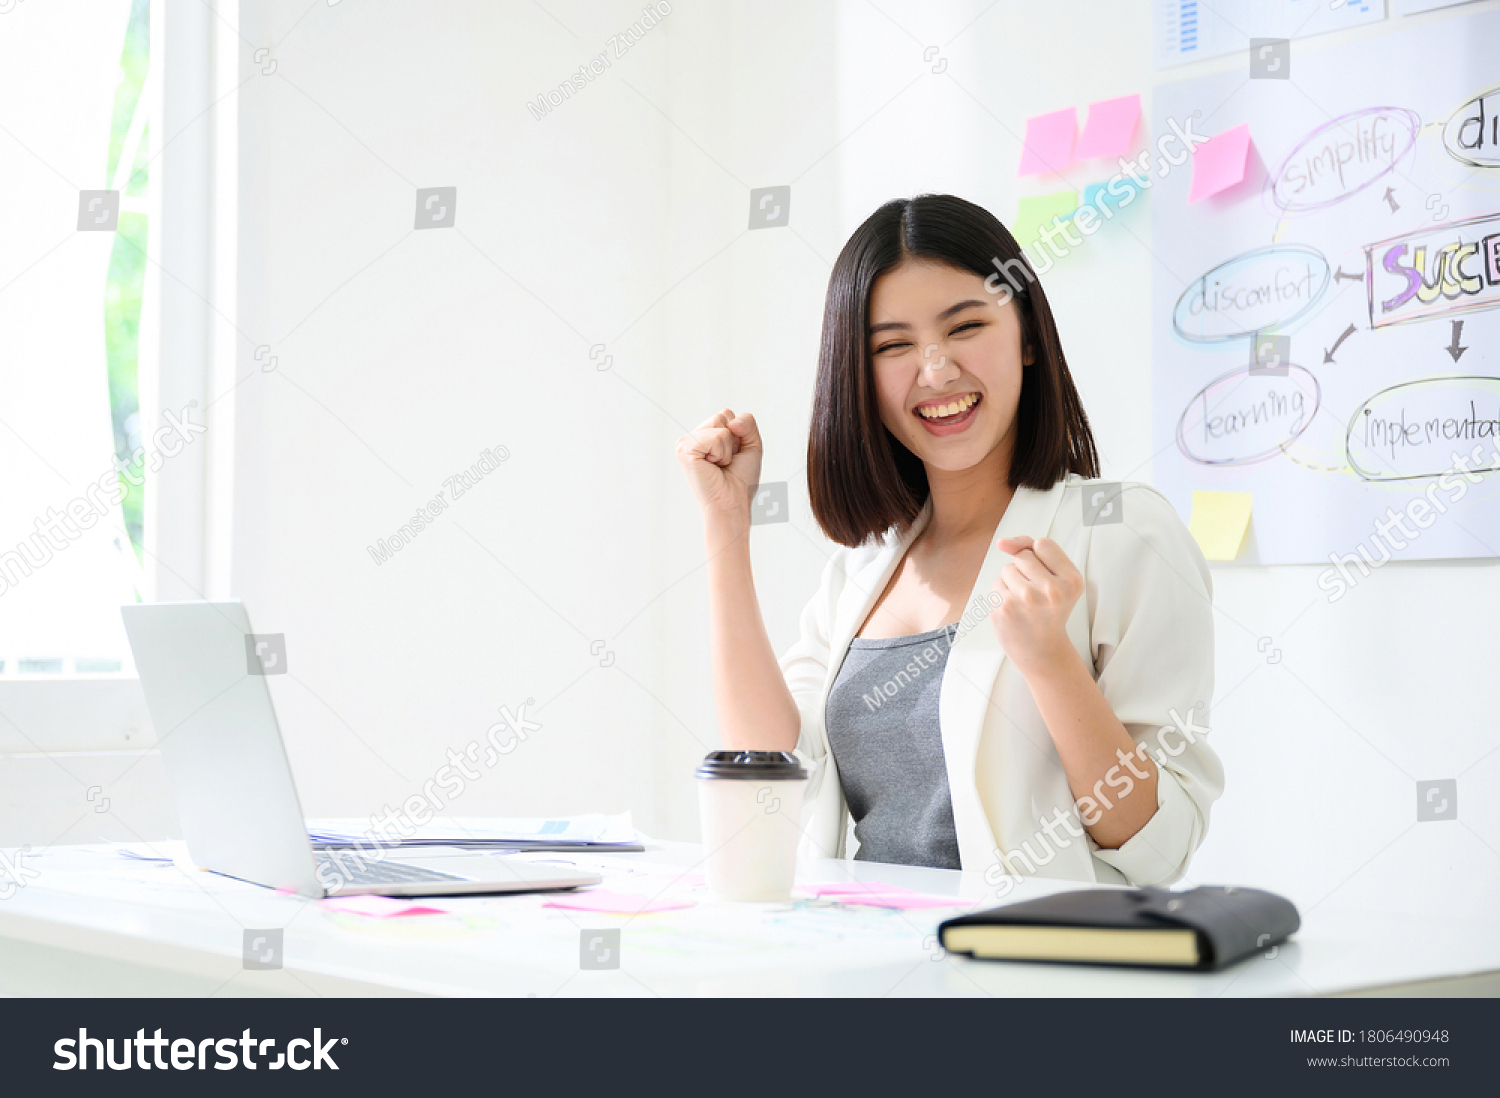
xmin=0 ymin=0 xmax=239 ymax=751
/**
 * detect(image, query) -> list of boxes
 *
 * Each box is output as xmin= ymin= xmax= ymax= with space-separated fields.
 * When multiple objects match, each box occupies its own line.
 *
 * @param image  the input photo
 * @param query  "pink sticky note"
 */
xmin=543 ymin=889 xmax=694 ymax=914
xmin=1188 ymin=123 xmax=1252 ymax=203
xmin=321 ymin=894 xmax=450 ymax=917
xmin=1074 ymin=94 xmax=1141 ymax=160
xmin=833 ymin=894 xmax=973 ymax=910
xmin=1018 ymin=107 xmax=1076 ymax=176
xmin=808 ymin=882 xmax=969 ymax=908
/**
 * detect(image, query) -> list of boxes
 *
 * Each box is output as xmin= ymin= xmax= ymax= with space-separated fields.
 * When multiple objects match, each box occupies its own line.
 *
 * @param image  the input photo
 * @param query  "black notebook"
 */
xmin=938 ymin=885 xmax=1300 ymax=971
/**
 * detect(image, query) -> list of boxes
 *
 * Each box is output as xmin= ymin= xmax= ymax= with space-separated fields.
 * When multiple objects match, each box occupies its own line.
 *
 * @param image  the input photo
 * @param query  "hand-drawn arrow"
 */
xmin=1446 ymin=319 xmax=1467 ymax=363
xmin=1383 ymin=186 xmax=1399 ymax=213
xmin=1323 ymin=323 xmax=1356 ymax=363
xmin=1333 ymin=267 xmax=1363 ymax=283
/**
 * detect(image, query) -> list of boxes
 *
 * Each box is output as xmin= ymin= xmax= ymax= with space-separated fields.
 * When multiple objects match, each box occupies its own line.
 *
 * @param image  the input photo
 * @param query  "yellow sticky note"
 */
xmin=1012 ymin=191 xmax=1078 ymax=248
xmin=1188 ymin=490 xmax=1252 ymax=561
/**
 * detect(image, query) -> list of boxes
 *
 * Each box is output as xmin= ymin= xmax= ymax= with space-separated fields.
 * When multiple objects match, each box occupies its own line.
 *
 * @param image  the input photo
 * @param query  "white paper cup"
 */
xmin=696 ymin=751 xmax=808 ymax=902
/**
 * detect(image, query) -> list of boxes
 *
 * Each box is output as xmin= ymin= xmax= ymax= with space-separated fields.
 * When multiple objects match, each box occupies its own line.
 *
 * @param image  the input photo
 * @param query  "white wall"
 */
xmin=226 ymin=0 xmax=851 ymax=846
xmin=34 ymin=0 xmax=1498 ymax=924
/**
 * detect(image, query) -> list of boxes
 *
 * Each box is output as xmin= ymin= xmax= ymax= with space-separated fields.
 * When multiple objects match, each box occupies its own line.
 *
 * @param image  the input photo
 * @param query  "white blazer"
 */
xmin=780 ymin=474 xmax=1224 ymax=890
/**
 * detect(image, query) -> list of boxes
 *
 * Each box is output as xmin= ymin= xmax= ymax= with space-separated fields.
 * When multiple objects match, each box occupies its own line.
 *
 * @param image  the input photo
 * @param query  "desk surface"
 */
xmin=2 ymin=841 xmax=1495 ymax=997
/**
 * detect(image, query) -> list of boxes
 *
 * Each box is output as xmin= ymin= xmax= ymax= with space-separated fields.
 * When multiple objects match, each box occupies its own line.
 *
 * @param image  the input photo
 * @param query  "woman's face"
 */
xmin=866 ymin=258 xmax=1029 ymax=474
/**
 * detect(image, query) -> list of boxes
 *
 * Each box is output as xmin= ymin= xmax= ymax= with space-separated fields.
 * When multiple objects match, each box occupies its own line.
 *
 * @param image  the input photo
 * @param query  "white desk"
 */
xmin=1 ymin=841 xmax=1496 ymax=997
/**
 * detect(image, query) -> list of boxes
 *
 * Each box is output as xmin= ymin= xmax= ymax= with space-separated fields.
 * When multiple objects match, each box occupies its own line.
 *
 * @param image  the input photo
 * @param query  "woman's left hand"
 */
xmin=989 ymin=536 xmax=1085 ymax=677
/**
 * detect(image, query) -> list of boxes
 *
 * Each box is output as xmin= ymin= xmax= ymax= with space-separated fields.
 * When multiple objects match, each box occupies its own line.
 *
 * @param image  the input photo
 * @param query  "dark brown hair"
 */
xmin=806 ymin=194 xmax=1099 ymax=547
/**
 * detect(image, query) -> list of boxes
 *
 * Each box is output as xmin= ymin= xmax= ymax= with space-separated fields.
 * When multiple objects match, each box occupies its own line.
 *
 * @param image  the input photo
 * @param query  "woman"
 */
xmin=675 ymin=194 xmax=1222 ymax=892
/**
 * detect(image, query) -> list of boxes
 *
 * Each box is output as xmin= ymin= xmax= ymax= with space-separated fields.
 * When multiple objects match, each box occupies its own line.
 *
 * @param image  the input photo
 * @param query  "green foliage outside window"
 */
xmin=103 ymin=0 xmax=150 ymax=565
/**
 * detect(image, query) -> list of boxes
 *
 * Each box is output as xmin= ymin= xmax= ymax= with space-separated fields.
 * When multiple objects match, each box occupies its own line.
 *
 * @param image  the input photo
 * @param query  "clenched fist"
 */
xmin=989 ymin=535 xmax=1085 ymax=678
xmin=675 ymin=408 xmax=764 ymax=526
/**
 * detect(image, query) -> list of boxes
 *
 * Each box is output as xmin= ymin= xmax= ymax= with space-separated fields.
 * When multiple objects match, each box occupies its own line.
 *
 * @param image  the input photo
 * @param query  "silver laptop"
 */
xmin=121 ymin=600 xmax=601 ymax=898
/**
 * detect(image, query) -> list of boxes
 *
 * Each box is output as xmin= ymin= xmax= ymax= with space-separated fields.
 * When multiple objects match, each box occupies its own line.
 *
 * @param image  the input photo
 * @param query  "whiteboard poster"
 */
xmin=1153 ymin=0 xmax=1385 ymax=70
xmin=1150 ymin=10 xmax=1500 ymax=565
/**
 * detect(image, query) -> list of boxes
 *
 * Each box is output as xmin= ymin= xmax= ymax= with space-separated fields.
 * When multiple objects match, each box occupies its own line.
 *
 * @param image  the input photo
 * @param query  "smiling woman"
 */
xmin=675 ymin=195 xmax=1222 ymax=889
xmin=807 ymin=195 xmax=1096 ymax=548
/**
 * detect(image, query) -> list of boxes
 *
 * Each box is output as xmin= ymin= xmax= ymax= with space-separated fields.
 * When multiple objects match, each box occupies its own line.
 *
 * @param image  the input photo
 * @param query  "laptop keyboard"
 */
xmin=316 ymin=854 xmax=465 ymax=887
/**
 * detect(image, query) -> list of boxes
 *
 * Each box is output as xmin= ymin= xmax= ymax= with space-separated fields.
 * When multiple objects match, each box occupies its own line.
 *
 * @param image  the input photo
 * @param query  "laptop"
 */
xmin=121 ymin=600 xmax=601 ymax=899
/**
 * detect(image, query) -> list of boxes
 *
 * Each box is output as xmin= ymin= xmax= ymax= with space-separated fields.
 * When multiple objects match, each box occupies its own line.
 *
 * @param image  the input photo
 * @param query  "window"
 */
xmin=0 ymin=0 xmax=151 ymax=681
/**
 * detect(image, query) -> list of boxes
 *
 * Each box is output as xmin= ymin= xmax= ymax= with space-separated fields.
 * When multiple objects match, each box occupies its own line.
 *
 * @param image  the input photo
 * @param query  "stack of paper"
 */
xmin=305 ymin=812 xmax=642 ymax=852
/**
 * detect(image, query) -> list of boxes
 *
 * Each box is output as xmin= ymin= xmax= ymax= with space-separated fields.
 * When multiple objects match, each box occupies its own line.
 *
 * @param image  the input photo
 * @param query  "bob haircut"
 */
xmin=806 ymin=194 xmax=1099 ymax=548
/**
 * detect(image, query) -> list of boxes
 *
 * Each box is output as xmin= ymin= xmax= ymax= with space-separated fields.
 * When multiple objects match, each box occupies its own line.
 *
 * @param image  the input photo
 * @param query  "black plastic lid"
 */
xmin=695 ymin=750 xmax=807 ymax=780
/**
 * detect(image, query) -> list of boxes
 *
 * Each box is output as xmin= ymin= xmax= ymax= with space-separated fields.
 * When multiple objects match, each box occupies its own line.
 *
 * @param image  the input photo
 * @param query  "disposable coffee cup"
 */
xmin=695 ymin=750 xmax=808 ymax=902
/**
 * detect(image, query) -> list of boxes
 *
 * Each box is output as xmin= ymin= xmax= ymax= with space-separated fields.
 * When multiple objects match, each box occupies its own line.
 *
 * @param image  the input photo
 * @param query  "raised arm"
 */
xmin=675 ymin=409 xmax=800 ymax=751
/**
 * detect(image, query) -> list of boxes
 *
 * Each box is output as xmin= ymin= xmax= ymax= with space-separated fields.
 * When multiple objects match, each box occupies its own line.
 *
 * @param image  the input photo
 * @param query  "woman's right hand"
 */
xmin=677 ymin=409 xmax=800 ymax=752
xmin=675 ymin=408 xmax=764 ymax=525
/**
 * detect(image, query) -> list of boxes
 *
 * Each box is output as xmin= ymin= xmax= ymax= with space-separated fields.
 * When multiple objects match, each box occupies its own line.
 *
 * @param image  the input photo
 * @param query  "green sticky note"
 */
xmin=1012 ymin=191 xmax=1078 ymax=248
xmin=1188 ymin=490 xmax=1252 ymax=561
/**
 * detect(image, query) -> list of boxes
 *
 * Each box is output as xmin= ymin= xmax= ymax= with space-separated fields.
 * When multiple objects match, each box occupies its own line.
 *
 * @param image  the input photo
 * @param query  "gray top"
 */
xmin=824 ymin=624 xmax=961 ymax=870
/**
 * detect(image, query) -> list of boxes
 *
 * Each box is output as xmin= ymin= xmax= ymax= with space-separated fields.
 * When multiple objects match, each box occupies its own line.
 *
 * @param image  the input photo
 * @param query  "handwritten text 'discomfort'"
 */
xmin=1173 ymin=245 xmax=1330 ymax=343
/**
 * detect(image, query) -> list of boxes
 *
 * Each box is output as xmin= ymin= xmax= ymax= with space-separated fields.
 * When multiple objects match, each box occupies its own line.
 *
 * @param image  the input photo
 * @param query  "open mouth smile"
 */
xmin=913 ymin=392 xmax=981 ymax=435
